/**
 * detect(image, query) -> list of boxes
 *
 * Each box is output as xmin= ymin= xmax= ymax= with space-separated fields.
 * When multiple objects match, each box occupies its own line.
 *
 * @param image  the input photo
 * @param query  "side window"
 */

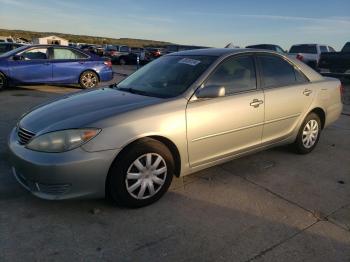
xmin=0 ymin=45 xmax=8 ymax=53
xmin=22 ymin=48 xmax=48 ymax=60
xmin=258 ymin=55 xmax=298 ymax=88
xmin=320 ymin=46 xmax=328 ymax=53
xmin=328 ymin=46 xmax=336 ymax=52
xmin=53 ymin=48 xmax=87 ymax=59
xmin=204 ymin=56 xmax=256 ymax=95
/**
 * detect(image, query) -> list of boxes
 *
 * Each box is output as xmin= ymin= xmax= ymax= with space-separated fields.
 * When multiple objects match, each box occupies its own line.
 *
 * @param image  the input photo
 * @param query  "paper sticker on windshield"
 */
xmin=178 ymin=58 xmax=201 ymax=66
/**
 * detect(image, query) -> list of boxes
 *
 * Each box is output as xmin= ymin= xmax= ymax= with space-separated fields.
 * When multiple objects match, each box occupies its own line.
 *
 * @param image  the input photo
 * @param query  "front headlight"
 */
xmin=26 ymin=129 xmax=101 ymax=153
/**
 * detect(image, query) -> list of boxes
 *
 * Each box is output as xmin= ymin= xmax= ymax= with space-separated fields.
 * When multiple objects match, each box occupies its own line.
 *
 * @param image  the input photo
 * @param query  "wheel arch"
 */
xmin=309 ymin=107 xmax=326 ymax=129
xmin=105 ymin=136 xmax=182 ymax=198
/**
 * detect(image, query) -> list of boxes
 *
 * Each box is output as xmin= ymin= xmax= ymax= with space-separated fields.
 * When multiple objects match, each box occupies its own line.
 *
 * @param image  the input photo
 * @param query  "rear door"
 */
xmin=257 ymin=54 xmax=314 ymax=144
xmin=51 ymin=47 xmax=90 ymax=83
xmin=8 ymin=47 xmax=52 ymax=83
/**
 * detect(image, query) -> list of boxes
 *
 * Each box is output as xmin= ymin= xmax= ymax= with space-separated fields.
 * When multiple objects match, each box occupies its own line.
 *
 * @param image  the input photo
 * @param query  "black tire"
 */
xmin=79 ymin=70 xmax=99 ymax=89
xmin=108 ymin=138 xmax=174 ymax=208
xmin=0 ymin=72 xmax=8 ymax=91
xmin=293 ymin=112 xmax=321 ymax=154
xmin=119 ymin=57 xmax=126 ymax=65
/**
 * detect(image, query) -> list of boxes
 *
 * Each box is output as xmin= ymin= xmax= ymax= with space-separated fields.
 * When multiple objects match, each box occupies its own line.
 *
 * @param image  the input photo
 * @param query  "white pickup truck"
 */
xmin=289 ymin=44 xmax=335 ymax=69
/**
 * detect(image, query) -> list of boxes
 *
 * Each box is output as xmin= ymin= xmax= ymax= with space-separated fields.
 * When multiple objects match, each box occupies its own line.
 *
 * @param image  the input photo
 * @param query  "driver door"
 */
xmin=186 ymin=54 xmax=264 ymax=167
xmin=8 ymin=47 xmax=52 ymax=83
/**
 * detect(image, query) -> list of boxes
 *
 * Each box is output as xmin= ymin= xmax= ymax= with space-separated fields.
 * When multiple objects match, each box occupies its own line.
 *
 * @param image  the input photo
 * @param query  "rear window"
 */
xmin=290 ymin=45 xmax=317 ymax=54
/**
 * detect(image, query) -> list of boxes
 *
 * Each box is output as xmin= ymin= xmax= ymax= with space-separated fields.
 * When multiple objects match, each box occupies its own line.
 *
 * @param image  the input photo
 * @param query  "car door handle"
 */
xmin=44 ymin=62 xmax=51 ymax=65
xmin=250 ymin=99 xmax=264 ymax=108
xmin=303 ymin=89 xmax=312 ymax=96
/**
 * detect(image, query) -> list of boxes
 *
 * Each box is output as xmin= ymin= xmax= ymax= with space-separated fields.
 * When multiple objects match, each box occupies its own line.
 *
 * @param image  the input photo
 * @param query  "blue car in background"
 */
xmin=0 ymin=45 xmax=113 ymax=90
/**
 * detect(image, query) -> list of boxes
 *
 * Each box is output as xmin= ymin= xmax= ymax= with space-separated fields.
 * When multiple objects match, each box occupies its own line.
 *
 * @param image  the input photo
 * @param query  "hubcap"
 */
xmin=302 ymin=119 xmax=319 ymax=148
xmin=81 ymin=73 xmax=97 ymax=88
xmin=125 ymin=153 xmax=167 ymax=200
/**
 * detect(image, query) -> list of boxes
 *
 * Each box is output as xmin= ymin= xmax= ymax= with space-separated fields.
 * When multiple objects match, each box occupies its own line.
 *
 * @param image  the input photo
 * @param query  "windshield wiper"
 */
xmin=117 ymin=87 xmax=153 ymax=97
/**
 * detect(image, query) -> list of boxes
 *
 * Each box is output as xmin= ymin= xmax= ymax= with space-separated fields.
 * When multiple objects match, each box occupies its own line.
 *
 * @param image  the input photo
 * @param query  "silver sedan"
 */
xmin=8 ymin=48 xmax=343 ymax=207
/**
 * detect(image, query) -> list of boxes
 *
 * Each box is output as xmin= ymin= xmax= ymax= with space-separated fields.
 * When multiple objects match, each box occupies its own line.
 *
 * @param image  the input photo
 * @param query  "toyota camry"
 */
xmin=8 ymin=48 xmax=343 ymax=207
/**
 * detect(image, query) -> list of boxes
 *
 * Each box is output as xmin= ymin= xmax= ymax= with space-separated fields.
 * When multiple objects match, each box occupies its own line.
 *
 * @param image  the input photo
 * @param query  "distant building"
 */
xmin=32 ymin=35 xmax=69 ymax=46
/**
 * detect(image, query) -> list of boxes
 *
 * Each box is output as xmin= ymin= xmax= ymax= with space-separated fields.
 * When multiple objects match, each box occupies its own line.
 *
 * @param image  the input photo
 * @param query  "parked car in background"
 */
xmin=130 ymin=47 xmax=151 ymax=64
xmin=146 ymin=47 xmax=164 ymax=59
xmin=0 ymin=45 xmax=113 ymax=90
xmin=165 ymin=44 xmax=209 ymax=54
xmin=246 ymin=44 xmax=285 ymax=53
xmin=104 ymin=45 xmax=130 ymax=64
xmin=0 ymin=36 xmax=15 ymax=43
xmin=0 ymin=43 xmax=24 ymax=55
xmin=8 ymin=48 xmax=342 ymax=207
xmin=318 ymin=42 xmax=350 ymax=80
xmin=289 ymin=44 xmax=335 ymax=69
xmin=80 ymin=45 xmax=105 ymax=57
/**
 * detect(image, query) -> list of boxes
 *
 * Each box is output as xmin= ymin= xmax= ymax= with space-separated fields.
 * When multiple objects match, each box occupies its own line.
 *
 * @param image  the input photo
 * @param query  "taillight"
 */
xmin=104 ymin=60 xmax=112 ymax=68
xmin=296 ymin=54 xmax=303 ymax=61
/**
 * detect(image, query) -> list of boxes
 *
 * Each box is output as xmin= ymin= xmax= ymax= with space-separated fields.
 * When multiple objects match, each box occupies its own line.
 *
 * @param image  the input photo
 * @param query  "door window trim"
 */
xmin=255 ymin=53 xmax=310 ymax=90
xmin=193 ymin=53 xmax=260 ymax=101
xmin=49 ymin=46 xmax=90 ymax=60
xmin=15 ymin=47 xmax=50 ymax=61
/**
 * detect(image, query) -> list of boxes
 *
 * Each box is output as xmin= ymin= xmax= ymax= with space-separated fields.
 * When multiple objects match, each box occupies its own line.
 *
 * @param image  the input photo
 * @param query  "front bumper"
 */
xmin=8 ymin=127 xmax=119 ymax=200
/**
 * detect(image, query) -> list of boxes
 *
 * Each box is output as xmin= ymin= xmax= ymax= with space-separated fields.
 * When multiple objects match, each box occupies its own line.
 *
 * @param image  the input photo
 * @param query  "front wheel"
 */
xmin=108 ymin=138 xmax=174 ymax=208
xmin=79 ymin=71 xmax=99 ymax=89
xmin=293 ymin=113 xmax=321 ymax=154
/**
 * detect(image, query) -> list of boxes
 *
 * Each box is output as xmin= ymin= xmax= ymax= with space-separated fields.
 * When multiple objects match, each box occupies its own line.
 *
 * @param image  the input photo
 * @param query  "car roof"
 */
xmin=0 ymin=42 xmax=22 ymax=45
xmin=168 ymin=48 xmax=279 ymax=57
xmin=246 ymin=44 xmax=278 ymax=47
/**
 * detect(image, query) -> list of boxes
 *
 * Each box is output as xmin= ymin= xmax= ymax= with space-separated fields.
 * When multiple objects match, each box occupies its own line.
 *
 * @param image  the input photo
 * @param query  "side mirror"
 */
xmin=196 ymin=85 xmax=226 ymax=99
xmin=13 ymin=55 xmax=24 ymax=61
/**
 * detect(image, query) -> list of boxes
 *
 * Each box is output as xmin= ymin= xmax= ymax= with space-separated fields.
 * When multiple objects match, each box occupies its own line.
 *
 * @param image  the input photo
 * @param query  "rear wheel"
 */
xmin=108 ymin=138 xmax=174 ymax=208
xmin=0 ymin=72 xmax=7 ymax=91
xmin=293 ymin=113 xmax=321 ymax=154
xmin=79 ymin=71 xmax=99 ymax=89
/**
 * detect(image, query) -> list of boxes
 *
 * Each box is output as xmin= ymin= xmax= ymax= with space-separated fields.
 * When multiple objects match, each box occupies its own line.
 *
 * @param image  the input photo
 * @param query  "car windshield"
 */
xmin=0 ymin=45 xmax=28 ymax=57
xmin=290 ymin=45 xmax=317 ymax=54
xmin=117 ymin=55 xmax=216 ymax=98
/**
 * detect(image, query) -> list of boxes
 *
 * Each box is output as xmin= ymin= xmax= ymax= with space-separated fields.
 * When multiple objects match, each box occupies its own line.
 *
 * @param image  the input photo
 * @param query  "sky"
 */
xmin=0 ymin=0 xmax=350 ymax=50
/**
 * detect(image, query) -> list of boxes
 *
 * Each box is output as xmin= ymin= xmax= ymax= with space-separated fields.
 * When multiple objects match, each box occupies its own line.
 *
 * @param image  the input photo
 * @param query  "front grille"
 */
xmin=17 ymin=127 xmax=36 ymax=145
xmin=36 ymin=183 xmax=71 ymax=195
xmin=13 ymin=168 xmax=71 ymax=195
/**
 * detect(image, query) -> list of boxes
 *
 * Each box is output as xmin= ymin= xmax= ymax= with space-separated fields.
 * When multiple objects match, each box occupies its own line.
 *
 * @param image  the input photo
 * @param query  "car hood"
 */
xmin=19 ymin=87 xmax=163 ymax=134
